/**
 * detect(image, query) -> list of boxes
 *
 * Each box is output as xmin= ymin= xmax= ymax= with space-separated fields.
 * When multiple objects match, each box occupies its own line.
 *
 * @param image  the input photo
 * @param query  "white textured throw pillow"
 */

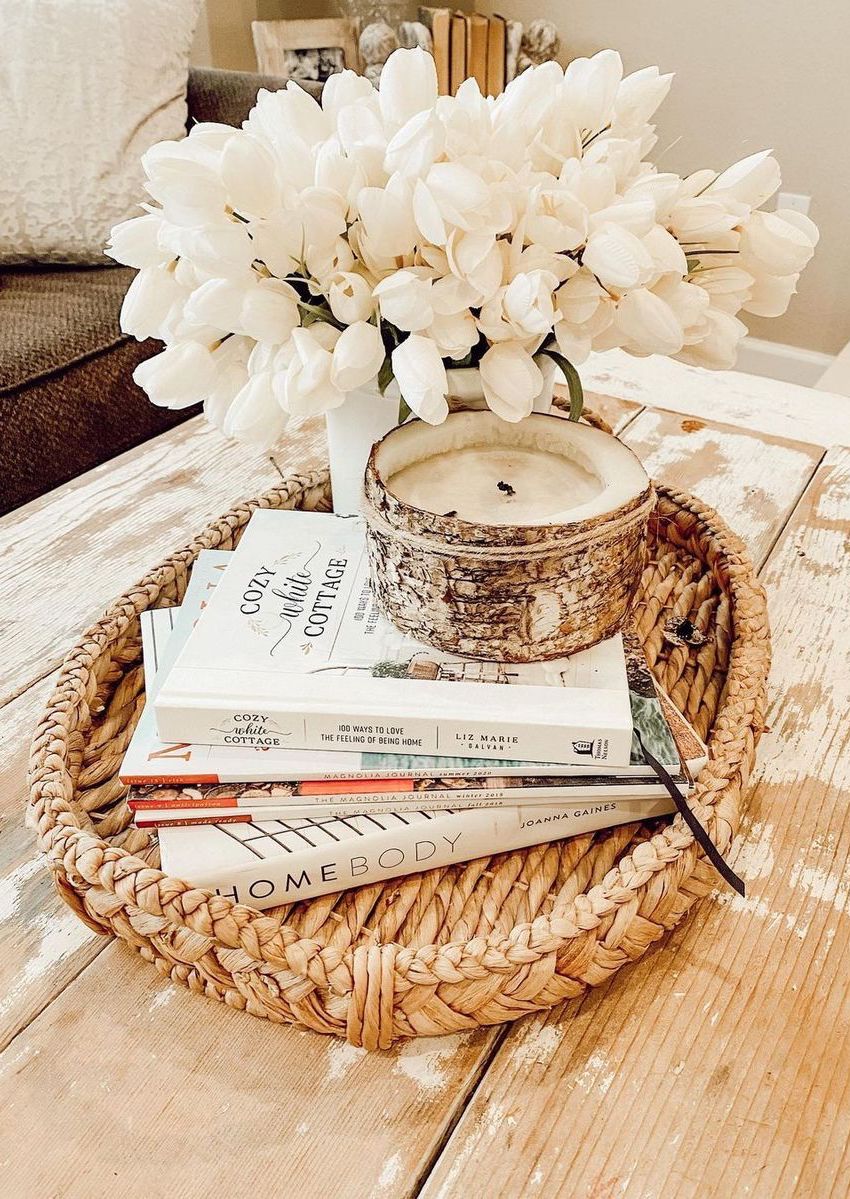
xmin=0 ymin=0 xmax=201 ymax=263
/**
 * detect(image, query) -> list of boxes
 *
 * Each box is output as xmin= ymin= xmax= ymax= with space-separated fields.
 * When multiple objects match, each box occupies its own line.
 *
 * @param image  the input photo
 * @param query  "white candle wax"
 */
xmin=387 ymin=445 xmax=603 ymax=525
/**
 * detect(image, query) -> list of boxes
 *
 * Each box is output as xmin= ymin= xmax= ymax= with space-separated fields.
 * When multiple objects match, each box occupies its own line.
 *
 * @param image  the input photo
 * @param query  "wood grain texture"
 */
xmin=583 ymin=349 xmax=850 ymax=448
xmin=0 ymin=674 xmax=106 ymax=1051
xmin=0 ymin=415 xmax=326 ymax=707
xmin=0 ymin=942 xmax=498 ymax=1198
xmin=421 ymin=448 xmax=850 ymax=1199
xmin=622 ymin=407 xmax=823 ymax=566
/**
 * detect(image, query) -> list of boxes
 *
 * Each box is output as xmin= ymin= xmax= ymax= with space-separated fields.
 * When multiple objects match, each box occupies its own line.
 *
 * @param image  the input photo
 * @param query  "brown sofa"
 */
xmin=0 ymin=68 xmax=292 ymax=517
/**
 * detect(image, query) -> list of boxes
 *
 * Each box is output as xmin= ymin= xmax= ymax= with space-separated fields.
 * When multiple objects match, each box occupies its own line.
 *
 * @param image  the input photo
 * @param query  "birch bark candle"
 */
xmin=363 ymin=411 xmax=655 ymax=662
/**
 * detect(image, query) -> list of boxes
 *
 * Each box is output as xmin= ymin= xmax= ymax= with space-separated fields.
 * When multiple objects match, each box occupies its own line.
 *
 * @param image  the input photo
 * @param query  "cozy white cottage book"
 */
xmin=153 ymin=511 xmax=634 ymax=767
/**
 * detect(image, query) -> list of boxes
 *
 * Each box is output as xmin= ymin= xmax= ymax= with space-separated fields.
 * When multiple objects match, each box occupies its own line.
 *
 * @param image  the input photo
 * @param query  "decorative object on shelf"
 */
xmin=358 ymin=20 xmax=399 ymax=86
xmin=252 ymin=18 xmax=361 ymax=83
xmin=504 ymin=16 xmax=523 ymax=82
xmin=398 ymin=20 xmax=433 ymax=53
xmin=28 ymin=465 xmax=771 ymax=1046
xmin=363 ymin=410 xmax=653 ymax=659
xmin=517 ymin=17 xmax=560 ymax=74
xmin=109 ymin=47 xmax=818 ymax=516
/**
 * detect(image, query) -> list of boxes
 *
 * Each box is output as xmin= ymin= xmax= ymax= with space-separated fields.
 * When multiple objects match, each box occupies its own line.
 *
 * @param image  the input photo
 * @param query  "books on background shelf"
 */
xmin=153 ymin=511 xmax=637 ymax=767
xmin=418 ymin=7 xmax=523 ymax=97
xmin=120 ymin=511 xmax=708 ymax=909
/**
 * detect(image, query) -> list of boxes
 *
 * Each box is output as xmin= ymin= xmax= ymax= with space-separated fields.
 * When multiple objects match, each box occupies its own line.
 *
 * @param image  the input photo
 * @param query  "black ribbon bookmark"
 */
xmin=636 ymin=733 xmax=746 ymax=897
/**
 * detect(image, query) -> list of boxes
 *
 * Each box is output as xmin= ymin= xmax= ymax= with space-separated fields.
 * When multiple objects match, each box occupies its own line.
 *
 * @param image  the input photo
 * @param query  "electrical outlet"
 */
xmin=777 ymin=191 xmax=811 ymax=216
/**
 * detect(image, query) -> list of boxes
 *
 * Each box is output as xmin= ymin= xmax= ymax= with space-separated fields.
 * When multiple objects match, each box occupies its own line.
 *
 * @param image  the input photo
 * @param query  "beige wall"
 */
xmin=479 ymin=0 xmax=849 ymax=354
xmin=195 ymin=0 xmax=847 ymax=353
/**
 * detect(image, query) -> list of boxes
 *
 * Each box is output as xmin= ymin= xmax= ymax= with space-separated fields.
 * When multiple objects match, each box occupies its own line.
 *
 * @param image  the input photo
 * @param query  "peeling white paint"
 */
xmin=394 ymin=1033 xmax=472 ymax=1094
xmin=788 ymin=860 xmax=850 ymax=915
xmin=0 ymin=856 xmax=42 ymax=922
xmin=324 ymin=1039 xmax=367 ymax=1082
xmin=0 ymin=907 xmax=92 ymax=1020
xmin=377 ymin=1152 xmax=403 ymax=1190
xmin=510 ymin=1022 xmax=562 ymax=1068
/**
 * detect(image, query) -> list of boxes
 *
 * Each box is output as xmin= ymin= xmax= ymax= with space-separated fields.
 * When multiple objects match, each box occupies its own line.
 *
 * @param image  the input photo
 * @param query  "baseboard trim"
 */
xmin=736 ymin=337 xmax=834 ymax=387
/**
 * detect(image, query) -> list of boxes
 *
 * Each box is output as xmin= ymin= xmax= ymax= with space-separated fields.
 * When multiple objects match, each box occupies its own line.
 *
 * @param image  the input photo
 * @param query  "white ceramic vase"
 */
xmin=324 ymin=360 xmax=560 ymax=516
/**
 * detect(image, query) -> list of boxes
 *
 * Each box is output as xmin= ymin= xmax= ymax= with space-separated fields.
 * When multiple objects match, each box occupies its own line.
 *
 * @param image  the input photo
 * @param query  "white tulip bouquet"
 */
xmin=109 ymin=48 xmax=818 ymax=447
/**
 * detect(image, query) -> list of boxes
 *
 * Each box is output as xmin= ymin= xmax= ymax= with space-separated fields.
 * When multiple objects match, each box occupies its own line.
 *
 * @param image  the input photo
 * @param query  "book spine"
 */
xmin=129 ymin=778 xmax=682 ymax=812
xmin=163 ymin=797 xmax=675 ymax=909
xmin=135 ymin=798 xmax=504 ymax=826
xmin=154 ymin=700 xmax=632 ymax=769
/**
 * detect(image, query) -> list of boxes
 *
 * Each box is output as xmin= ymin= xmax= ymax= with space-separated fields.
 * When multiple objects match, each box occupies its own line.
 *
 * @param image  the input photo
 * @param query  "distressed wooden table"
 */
xmin=2 ymin=354 xmax=849 ymax=1199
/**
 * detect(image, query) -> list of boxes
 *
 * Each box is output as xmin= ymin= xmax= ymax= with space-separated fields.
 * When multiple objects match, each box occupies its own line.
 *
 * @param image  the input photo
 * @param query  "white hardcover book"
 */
xmin=153 ymin=510 xmax=634 ymax=767
xmin=158 ymin=797 xmax=675 ymax=909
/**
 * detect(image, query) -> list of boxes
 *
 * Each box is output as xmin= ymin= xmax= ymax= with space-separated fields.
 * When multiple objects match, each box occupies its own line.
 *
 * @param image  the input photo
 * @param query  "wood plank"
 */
xmin=421 ymin=448 xmax=850 ymax=1199
xmin=0 ymin=674 xmax=108 ymax=1051
xmin=0 ymin=414 xmax=327 ymax=707
xmin=583 ymin=348 xmax=850 ymax=448
xmin=0 ymin=942 xmax=499 ymax=1198
xmin=620 ymin=407 xmax=823 ymax=567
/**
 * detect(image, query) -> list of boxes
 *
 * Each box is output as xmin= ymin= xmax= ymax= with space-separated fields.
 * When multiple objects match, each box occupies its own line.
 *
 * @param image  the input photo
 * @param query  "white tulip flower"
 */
xmin=612 ymin=67 xmax=673 ymax=133
xmin=615 ymin=287 xmax=684 ymax=356
xmin=106 ymin=213 xmax=170 ymax=269
xmin=479 ymin=269 xmax=559 ymax=344
xmin=329 ymin=272 xmax=376 ymax=324
xmin=392 ymin=335 xmax=449 ymax=423
xmin=330 ymin=321 xmax=386 ymax=391
xmin=133 ymin=342 xmax=217 ymax=409
xmin=742 ymin=272 xmax=799 ymax=318
xmin=677 ymin=308 xmax=747 ymax=370
xmin=220 ymin=134 xmax=280 ymax=218
xmin=185 ymin=277 xmax=300 ymax=343
xmin=357 ymin=179 xmax=419 ymax=258
xmin=561 ymin=50 xmax=623 ymax=137
xmin=221 ymin=372 xmax=288 ymax=447
xmin=374 ymin=268 xmax=435 ymax=331
xmin=708 ymin=149 xmax=781 ymax=210
xmin=321 ymin=70 xmax=375 ymax=124
xmin=284 ymin=326 xmax=345 ymax=417
xmin=428 ymin=309 xmax=479 ymax=359
xmin=120 ymin=265 xmax=186 ymax=342
xmin=479 ymin=342 xmax=543 ymax=421
xmin=203 ymin=336 xmax=253 ymax=431
xmin=379 ymin=48 xmax=439 ymax=132
xmin=740 ymin=208 xmax=819 ymax=276
xmin=582 ymin=223 xmax=654 ymax=290
xmin=445 ymin=231 xmax=504 ymax=303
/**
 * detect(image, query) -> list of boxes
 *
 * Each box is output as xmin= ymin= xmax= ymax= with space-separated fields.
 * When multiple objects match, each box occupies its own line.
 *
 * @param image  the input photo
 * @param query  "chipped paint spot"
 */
xmin=510 ymin=1021 xmax=562 ymax=1067
xmin=0 ymin=906 xmax=93 ymax=1020
xmin=377 ymin=1152 xmax=403 ymax=1190
xmin=0 ymin=856 xmax=42 ymax=922
xmin=325 ymin=1039 xmax=367 ymax=1082
xmin=573 ymin=1051 xmax=615 ymax=1096
xmin=732 ymin=821 xmax=776 ymax=881
xmin=788 ymin=860 xmax=850 ymax=914
xmin=395 ymin=1033 xmax=472 ymax=1094
xmin=148 ymin=985 xmax=177 ymax=1011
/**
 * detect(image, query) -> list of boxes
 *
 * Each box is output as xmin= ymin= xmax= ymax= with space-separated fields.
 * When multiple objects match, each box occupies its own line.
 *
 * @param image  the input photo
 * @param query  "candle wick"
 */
xmin=497 ymin=480 xmax=516 ymax=497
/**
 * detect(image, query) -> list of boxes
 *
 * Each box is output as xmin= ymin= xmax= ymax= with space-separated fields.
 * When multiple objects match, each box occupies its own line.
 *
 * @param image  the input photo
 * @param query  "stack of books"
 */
xmin=418 ymin=7 xmax=523 ymax=97
xmin=121 ymin=510 xmax=707 ymax=911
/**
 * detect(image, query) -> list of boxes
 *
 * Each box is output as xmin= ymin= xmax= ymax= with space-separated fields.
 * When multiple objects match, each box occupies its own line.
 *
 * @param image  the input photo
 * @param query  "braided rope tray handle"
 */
xmin=27 ymin=455 xmax=770 ymax=1048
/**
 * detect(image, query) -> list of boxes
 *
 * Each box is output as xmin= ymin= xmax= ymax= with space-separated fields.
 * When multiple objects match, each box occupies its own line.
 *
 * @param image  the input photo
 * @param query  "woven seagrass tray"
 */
xmin=28 ymin=425 xmax=770 ymax=1048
